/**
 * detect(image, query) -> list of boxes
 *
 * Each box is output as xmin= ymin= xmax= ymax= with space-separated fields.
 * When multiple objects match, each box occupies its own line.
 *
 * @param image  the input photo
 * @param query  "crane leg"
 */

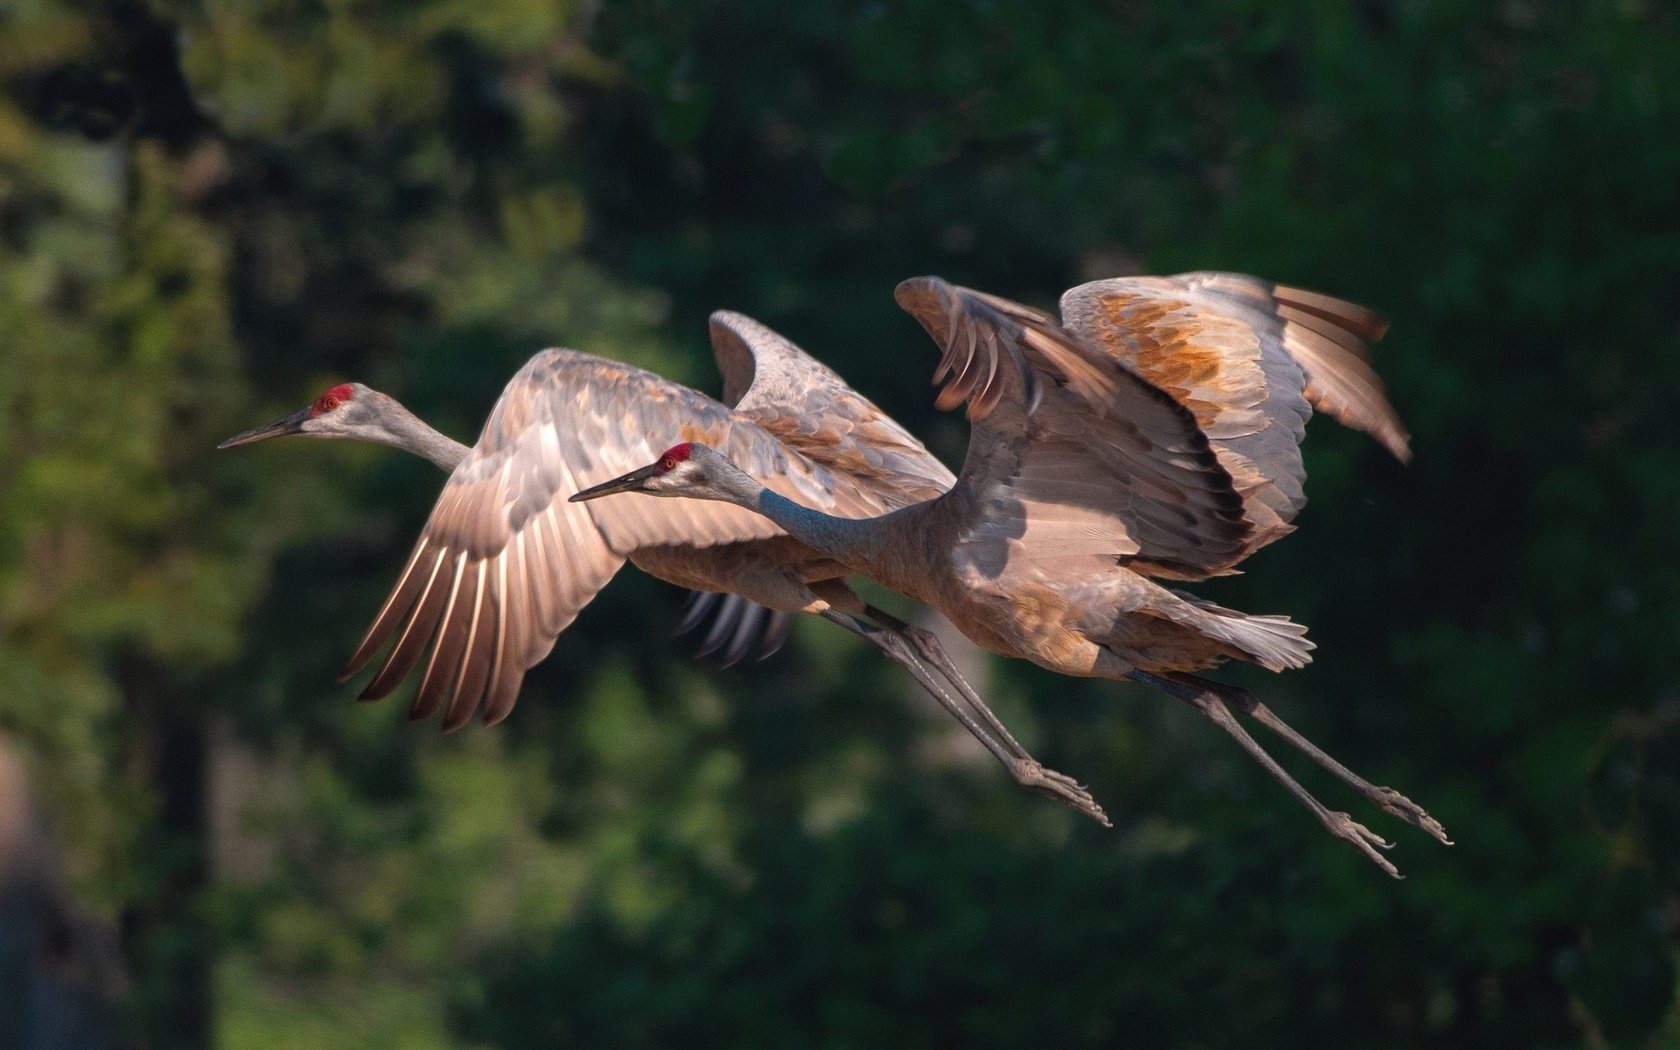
xmin=859 ymin=605 xmax=1032 ymax=761
xmin=1128 ymin=670 xmax=1403 ymax=878
xmin=821 ymin=610 xmax=1110 ymax=827
xmin=1167 ymin=672 xmax=1450 ymax=846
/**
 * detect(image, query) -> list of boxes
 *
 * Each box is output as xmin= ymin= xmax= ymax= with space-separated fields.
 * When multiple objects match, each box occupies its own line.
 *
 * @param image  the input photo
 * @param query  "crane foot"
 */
xmin=1321 ymin=809 xmax=1402 ymax=879
xmin=1009 ymin=758 xmax=1112 ymax=827
xmin=1369 ymin=786 xmax=1453 ymax=846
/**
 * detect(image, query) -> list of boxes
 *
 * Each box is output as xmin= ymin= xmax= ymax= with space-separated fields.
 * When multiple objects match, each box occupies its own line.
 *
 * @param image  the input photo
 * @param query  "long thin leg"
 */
xmin=860 ymin=604 xmax=1031 ymax=761
xmin=1129 ymin=670 xmax=1401 ymax=878
xmin=860 ymin=605 xmax=1118 ymax=830
xmin=822 ymin=609 xmax=1110 ymax=827
xmin=1169 ymin=672 xmax=1450 ymax=845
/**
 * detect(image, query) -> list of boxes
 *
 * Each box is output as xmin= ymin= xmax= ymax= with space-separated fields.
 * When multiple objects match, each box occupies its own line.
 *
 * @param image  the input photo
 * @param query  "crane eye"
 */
xmin=309 ymin=383 xmax=356 ymax=417
xmin=660 ymin=456 xmax=677 ymax=471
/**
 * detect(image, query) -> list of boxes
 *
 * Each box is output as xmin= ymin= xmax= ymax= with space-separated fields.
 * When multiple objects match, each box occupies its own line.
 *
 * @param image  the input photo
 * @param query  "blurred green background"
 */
xmin=2 ymin=1 xmax=1677 ymax=1047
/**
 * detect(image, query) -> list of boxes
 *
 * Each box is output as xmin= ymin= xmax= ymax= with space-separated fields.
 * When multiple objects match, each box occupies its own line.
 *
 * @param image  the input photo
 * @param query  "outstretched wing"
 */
xmin=343 ymin=349 xmax=846 ymax=731
xmin=1059 ymin=273 xmax=1405 ymax=556
xmin=894 ymin=277 xmax=1251 ymax=583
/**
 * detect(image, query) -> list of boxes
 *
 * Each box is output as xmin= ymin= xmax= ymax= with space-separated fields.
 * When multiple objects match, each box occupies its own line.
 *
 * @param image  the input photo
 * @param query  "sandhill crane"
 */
xmin=571 ymin=274 xmax=1448 ymax=876
xmin=220 ymin=313 xmax=1108 ymax=823
xmin=219 ymin=377 xmax=799 ymax=663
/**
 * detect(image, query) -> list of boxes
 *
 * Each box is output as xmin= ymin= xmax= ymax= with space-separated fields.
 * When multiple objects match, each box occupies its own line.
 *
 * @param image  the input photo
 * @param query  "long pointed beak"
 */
xmin=569 ymin=462 xmax=662 ymax=503
xmin=216 ymin=407 xmax=313 ymax=449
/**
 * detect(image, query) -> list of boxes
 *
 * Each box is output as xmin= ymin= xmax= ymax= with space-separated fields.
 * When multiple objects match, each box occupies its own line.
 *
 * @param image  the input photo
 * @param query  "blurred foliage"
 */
xmin=1 ymin=0 xmax=1678 ymax=1047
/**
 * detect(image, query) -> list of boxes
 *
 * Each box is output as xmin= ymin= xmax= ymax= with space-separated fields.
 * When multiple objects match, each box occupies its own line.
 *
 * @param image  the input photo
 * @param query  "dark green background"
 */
xmin=2 ymin=1 xmax=1676 ymax=1046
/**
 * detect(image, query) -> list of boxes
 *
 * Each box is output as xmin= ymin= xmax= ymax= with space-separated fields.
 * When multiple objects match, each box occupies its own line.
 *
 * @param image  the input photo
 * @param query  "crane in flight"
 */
xmin=220 ymin=313 xmax=1107 ymax=823
xmin=221 ymin=370 xmax=793 ymax=664
xmin=571 ymin=274 xmax=1448 ymax=876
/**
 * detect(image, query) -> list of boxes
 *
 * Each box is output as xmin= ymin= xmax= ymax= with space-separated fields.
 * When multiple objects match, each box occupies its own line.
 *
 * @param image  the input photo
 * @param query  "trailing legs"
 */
xmin=821 ymin=609 xmax=1110 ymax=827
xmin=1129 ymin=669 xmax=1409 ymax=877
xmin=1165 ymin=671 xmax=1449 ymax=845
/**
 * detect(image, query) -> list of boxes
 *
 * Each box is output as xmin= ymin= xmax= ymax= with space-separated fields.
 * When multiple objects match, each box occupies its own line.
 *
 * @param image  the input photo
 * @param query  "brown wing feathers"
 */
xmin=900 ymin=277 xmax=1041 ymax=418
xmin=909 ymin=273 xmax=1405 ymax=580
xmin=1198 ymin=275 xmax=1409 ymax=461
xmin=900 ymin=276 xmax=1253 ymax=579
xmin=340 ymin=354 xmax=632 ymax=731
xmin=1270 ymin=287 xmax=1410 ymax=462
xmin=1272 ymin=283 xmax=1389 ymax=342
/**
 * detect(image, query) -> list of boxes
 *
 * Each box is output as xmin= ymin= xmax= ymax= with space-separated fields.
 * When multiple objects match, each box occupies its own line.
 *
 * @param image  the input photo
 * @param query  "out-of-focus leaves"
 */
xmin=3 ymin=0 xmax=1678 ymax=1046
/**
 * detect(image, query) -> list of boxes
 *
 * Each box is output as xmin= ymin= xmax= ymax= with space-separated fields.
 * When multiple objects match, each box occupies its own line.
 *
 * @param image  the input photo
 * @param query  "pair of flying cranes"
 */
xmin=222 ymin=273 xmax=1450 ymax=877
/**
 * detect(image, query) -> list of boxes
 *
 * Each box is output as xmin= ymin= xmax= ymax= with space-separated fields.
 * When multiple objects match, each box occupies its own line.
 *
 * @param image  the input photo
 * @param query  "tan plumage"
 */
xmin=309 ymin=314 xmax=1105 ymax=822
xmin=1060 ymin=273 xmax=1409 ymax=555
xmin=344 ymin=346 xmax=933 ymax=728
xmin=578 ymin=274 xmax=1447 ymax=875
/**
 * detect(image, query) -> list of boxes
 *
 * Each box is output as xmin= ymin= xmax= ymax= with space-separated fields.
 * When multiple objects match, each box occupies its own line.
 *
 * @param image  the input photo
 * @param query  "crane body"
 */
xmin=573 ymin=274 xmax=1449 ymax=876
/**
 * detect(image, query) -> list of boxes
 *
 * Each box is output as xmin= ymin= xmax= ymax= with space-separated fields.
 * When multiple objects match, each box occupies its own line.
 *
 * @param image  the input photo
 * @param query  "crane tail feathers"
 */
xmin=1203 ymin=609 xmax=1315 ymax=672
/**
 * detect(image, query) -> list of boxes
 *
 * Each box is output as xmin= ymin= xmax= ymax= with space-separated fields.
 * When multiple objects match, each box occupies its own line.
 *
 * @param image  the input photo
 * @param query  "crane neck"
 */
xmin=751 ymin=487 xmax=883 ymax=569
xmin=375 ymin=399 xmax=470 ymax=471
xmin=699 ymin=461 xmax=894 ymax=579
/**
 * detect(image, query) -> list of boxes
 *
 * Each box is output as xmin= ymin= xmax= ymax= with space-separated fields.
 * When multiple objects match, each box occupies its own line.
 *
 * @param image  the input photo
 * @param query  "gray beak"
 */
xmin=569 ymin=461 xmax=663 ymax=503
xmin=217 ymin=407 xmax=312 ymax=449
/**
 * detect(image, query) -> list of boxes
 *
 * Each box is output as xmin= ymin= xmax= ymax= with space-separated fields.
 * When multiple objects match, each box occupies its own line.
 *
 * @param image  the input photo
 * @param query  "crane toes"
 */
xmin=1008 ymin=758 xmax=1112 ymax=828
xmin=1370 ymin=786 xmax=1453 ymax=845
xmin=1321 ymin=810 xmax=1403 ymax=878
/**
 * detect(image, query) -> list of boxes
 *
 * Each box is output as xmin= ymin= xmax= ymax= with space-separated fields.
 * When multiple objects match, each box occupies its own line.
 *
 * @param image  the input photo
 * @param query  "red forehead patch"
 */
xmin=663 ymin=442 xmax=692 ymax=462
xmin=310 ymin=383 xmax=355 ymax=417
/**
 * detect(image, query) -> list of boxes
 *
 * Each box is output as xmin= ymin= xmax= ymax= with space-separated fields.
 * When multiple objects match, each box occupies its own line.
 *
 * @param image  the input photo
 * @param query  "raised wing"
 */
xmin=675 ymin=312 xmax=959 ymax=663
xmin=1070 ymin=274 xmax=1406 ymax=457
xmin=710 ymin=311 xmax=955 ymax=501
xmin=1245 ymin=281 xmax=1403 ymax=459
xmin=895 ymin=277 xmax=1251 ymax=582
xmin=1060 ymin=273 xmax=1406 ymax=556
xmin=343 ymin=349 xmax=860 ymax=730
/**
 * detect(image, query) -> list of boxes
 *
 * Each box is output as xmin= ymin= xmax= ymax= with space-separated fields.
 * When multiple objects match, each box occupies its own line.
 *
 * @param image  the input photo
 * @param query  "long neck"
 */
xmin=376 ymin=402 xmax=470 ymax=470
xmin=709 ymin=464 xmax=893 ymax=578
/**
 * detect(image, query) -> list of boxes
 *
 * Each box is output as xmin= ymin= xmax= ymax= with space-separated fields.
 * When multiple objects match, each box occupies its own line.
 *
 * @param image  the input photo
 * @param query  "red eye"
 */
xmin=661 ymin=456 xmax=677 ymax=471
xmin=309 ymin=383 xmax=356 ymax=417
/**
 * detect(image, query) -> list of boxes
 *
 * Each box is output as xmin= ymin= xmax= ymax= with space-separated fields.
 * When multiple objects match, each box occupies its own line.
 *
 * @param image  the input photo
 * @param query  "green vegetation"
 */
xmin=2 ymin=1 xmax=1676 ymax=1045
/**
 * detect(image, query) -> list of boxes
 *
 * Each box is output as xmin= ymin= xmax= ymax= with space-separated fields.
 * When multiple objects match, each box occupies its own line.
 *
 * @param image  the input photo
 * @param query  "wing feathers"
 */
xmin=341 ymin=537 xmax=435 ymax=683
xmin=412 ymin=551 xmax=472 ymax=723
xmin=900 ymin=277 xmax=1041 ymax=419
xmin=481 ymin=554 xmax=514 ymax=722
xmin=1275 ymin=303 xmax=1374 ymax=363
xmin=360 ymin=546 xmax=452 ymax=701
xmin=1058 ymin=272 xmax=1409 ymax=569
xmin=348 ymin=345 xmax=945 ymax=726
xmin=901 ymin=277 xmax=1251 ymax=581
xmin=1273 ymin=283 xmax=1389 ymax=343
xmin=442 ymin=560 xmax=494 ymax=731
xmin=1277 ymin=320 xmax=1411 ymax=462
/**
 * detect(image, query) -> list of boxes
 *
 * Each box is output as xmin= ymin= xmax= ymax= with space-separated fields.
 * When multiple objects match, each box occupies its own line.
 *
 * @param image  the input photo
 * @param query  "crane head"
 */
xmin=569 ymin=442 xmax=716 ymax=502
xmin=217 ymin=383 xmax=366 ymax=448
